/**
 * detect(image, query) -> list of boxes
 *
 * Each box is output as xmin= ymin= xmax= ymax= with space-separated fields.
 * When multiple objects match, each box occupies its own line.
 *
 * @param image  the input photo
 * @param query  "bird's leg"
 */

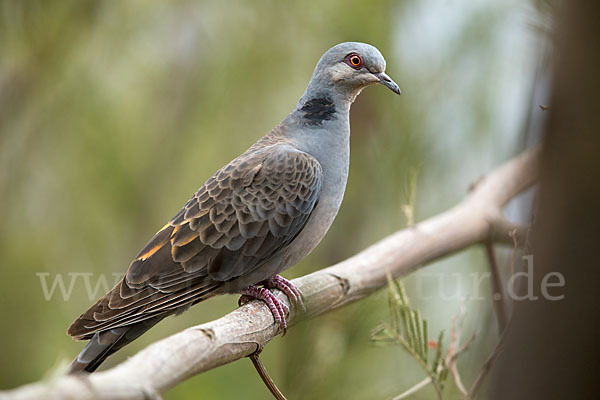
xmin=238 ymin=276 xmax=304 ymax=332
xmin=239 ymin=286 xmax=290 ymax=331
xmin=260 ymin=275 xmax=305 ymax=312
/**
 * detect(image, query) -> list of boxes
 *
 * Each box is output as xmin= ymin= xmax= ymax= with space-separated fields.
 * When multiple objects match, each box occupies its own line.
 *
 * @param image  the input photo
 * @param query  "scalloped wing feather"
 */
xmin=68 ymin=144 xmax=322 ymax=340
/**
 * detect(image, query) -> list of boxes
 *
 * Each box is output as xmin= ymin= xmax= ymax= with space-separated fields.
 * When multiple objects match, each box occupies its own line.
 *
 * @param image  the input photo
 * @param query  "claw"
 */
xmin=238 ymin=276 xmax=304 ymax=333
xmin=239 ymin=286 xmax=289 ymax=332
xmin=238 ymin=294 xmax=252 ymax=307
xmin=261 ymin=275 xmax=305 ymax=313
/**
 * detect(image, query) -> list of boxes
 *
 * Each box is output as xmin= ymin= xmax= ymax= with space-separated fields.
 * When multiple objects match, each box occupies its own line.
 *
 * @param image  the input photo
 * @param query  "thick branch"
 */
xmin=1 ymin=146 xmax=540 ymax=400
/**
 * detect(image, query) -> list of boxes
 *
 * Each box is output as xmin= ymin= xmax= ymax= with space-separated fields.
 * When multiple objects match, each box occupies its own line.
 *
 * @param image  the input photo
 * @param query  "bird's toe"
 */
xmin=239 ymin=286 xmax=289 ymax=333
xmin=261 ymin=275 xmax=305 ymax=313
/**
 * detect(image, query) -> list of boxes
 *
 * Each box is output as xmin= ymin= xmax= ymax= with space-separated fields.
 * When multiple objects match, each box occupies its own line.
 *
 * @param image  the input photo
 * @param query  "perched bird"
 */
xmin=67 ymin=42 xmax=401 ymax=373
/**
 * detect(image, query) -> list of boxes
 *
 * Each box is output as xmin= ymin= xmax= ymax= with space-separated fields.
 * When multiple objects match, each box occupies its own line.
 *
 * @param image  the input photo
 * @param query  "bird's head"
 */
xmin=311 ymin=42 xmax=401 ymax=101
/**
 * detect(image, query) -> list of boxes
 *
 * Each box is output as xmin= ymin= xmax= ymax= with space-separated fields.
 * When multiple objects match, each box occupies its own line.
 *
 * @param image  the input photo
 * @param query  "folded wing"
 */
xmin=68 ymin=144 xmax=323 ymax=339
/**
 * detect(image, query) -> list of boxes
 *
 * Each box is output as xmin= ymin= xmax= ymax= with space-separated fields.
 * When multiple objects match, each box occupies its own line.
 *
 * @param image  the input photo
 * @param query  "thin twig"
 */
xmin=446 ymin=307 xmax=476 ymax=395
xmin=462 ymin=233 xmax=518 ymax=399
xmin=249 ymin=354 xmax=287 ymax=400
xmin=391 ymin=312 xmax=476 ymax=400
xmin=508 ymin=229 xmax=518 ymax=279
xmin=453 ymin=333 xmax=476 ymax=359
xmin=391 ymin=377 xmax=431 ymax=400
xmin=508 ymin=229 xmax=519 ymax=296
xmin=447 ymin=315 xmax=469 ymax=396
xmin=465 ymin=324 xmax=509 ymax=400
xmin=394 ymin=334 xmax=444 ymax=400
xmin=484 ymin=242 xmax=508 ymax=332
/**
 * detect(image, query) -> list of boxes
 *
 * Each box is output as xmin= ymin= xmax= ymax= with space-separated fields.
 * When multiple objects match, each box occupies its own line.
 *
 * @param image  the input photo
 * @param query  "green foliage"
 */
xmin=371 ymin=278 xmax=450 ymax=399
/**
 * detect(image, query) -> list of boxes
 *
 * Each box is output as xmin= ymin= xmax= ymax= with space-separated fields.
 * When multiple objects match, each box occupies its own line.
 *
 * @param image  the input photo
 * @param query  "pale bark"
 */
xmin=0 ymin=146 xmax=540 ymax=400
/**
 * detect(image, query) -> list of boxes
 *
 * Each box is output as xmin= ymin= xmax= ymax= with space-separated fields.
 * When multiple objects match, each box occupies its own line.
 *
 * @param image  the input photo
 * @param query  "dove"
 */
xmin=67 ymin=41 xmax=401 ymax=373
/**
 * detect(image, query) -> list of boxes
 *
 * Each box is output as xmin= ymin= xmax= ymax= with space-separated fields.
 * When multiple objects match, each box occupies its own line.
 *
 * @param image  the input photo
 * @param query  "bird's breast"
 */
xmin=281 ymin=130 xmax=350 ymax=268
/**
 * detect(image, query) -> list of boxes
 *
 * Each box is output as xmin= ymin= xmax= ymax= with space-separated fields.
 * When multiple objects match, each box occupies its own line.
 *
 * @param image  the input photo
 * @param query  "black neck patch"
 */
xmin=299 ymin=96 xmax=336 ymax=125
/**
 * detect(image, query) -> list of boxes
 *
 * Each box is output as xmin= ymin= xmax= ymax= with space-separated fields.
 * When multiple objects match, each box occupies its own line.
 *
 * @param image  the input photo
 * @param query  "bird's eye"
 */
xmin=344 ymin=53 xmax=363 ymax=70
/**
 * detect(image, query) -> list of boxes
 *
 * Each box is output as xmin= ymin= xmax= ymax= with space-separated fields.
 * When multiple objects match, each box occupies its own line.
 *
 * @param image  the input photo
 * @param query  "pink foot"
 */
xmin=261 ymin=275 xmax=305 ymax=312
xmin=239 ymin=286 xmax=289 ymax=331
xmin=238 ymin=276 xmax=304 ymax=332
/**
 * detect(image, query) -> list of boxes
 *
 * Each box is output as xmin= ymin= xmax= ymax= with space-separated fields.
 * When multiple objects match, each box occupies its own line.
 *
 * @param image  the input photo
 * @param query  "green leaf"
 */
xmin=422 ymin=316 xmax=429 ymax=362
xmin=432 ymin=330 xmax=445 ymax=375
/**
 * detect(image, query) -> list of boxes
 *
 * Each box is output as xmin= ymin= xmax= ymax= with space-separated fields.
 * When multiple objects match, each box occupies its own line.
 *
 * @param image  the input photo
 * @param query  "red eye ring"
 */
xmin=345 ymin=53 xmax=363 ymax=70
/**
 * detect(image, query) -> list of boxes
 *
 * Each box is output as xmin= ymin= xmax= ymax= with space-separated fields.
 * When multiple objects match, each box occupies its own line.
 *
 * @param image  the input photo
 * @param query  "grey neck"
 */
xmin=286 ymin=75 xmax=354 ymax=127
xmin=278 ymin=80 xmax=353 ymax=170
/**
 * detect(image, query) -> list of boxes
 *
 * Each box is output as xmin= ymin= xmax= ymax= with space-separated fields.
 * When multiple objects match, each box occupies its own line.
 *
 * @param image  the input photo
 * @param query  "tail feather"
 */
xmin=67 ymin=316 xmax=164 ymax=374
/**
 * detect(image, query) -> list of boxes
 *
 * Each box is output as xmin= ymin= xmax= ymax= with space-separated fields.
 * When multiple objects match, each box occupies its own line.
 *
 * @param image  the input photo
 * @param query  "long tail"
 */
xmin=67 ymin=316 xmax=164 ymax=374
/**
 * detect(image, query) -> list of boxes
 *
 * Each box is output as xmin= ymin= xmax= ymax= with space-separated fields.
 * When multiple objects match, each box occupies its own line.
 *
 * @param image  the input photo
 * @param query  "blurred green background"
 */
xmin=0 ymin=0 xmax=548 ymax=398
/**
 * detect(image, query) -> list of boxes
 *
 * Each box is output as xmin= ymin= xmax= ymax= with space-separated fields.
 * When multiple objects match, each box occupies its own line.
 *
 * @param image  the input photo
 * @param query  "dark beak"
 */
xmin=373 ymin=72 xmax=401 ymax=95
